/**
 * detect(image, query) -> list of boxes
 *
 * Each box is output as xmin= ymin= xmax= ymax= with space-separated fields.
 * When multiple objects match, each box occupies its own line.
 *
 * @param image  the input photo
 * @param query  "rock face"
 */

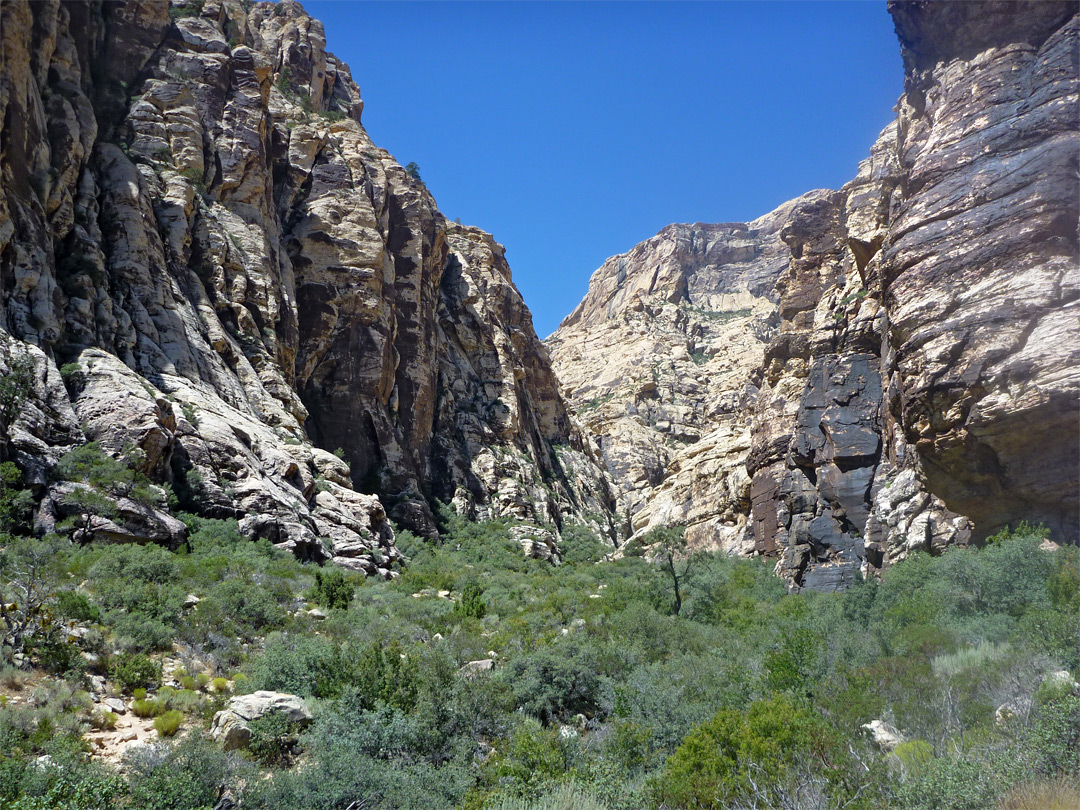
xmin=0 ymin=0 xmax=613 ymax=564
xmin=884 ymin=0 xmax=1079 ymax=542
xmin=210 ymin=690 xmax=312 ymax=750
xmin=554 ymin=1 xmax=1078 ymax=587
xmin=549 ymin=195 xmax=831 ymax=553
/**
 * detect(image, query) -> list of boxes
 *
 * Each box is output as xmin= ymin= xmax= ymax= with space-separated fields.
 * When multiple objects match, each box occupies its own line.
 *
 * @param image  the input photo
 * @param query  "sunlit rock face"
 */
xmin=883 ymin=0 xmax=1079 ymax=544
xmin=549 ymin=195 xmax=829 ymax=556
xmin=0 ymin=0 xmax=614 ymax=567
xmin=555 ymin=0 xmax=1078 ymax=589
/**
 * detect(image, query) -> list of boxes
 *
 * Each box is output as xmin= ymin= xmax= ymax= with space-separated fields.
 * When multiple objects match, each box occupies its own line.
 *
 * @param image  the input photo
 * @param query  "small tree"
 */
xmin=404 ymin=161 xmax=422 ymax=183
xmin=313 ymin=567 xmax=353 ymax=611
xmin=453 ymin=581 xmax=486 ymax=620
xmin=0 ymin=537 xmax=62 ymax=655
xmin=0 ymin=354 xmax=35 ymax=439
xmin=0 ymin=462 xmax=34 ymax=535
xmin=643 ymin=526 xmax=691 ymax=615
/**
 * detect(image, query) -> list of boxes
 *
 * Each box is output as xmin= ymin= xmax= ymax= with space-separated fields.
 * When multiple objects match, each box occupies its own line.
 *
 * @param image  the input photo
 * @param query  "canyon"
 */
xmin=1 ymin=0 xmax=1077 ymax=590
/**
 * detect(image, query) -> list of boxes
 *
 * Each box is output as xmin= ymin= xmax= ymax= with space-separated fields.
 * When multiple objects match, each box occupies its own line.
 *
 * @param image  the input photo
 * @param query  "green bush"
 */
xmin=313 ymin=567 xmax=353 ymax=611
xmin=453 ymin=581 xmax=486 ymax=620
xmin=897 ymin=756 xmax=1000 ymax=810
xmin=247 ymin=712 xmax=297 ymax=767
xmin=247 ymin=635 xmax=354 ymax=699
xmin=0 ymin=462 xmax=34 ymax=534
xmin=894 ymin=739 xmax=935 ymax=776
xmin=55 ymin=591 xmax=99 ymax=623
xmin=503 ymin=642 xmax=604 ymax=725
xmin=112 ymin=653 xmax=161 ymax=693
xmin=651 ymin=695 xmax=843 ymax=809
xmin=125 ymin=732 xmax=243 ymax=810
xmin=132 ymin=699 xmax=164 ymax=719
xmin=1026 ymin=693 xmax=1080 ymax=776
xmin=153 ymin=710 xmax=184 ymax=737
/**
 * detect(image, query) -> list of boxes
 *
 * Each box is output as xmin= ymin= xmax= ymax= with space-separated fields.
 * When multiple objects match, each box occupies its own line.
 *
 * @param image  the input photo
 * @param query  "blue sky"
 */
xmin=306 ymin=1 xmax=903 ymax=337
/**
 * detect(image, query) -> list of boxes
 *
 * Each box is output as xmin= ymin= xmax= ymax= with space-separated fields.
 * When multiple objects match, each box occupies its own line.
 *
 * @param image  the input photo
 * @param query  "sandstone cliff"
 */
xmin=0 ymin=0 xmax=613 ymax=568
xmin=549 ymin=193 xmax=831 ymax=554
xmin=553 ymin=0 xmax=1078 ymax=589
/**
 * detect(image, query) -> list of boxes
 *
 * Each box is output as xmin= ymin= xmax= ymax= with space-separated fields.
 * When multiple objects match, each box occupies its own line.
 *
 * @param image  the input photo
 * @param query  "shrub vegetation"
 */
xmin=0 ymin=494 xmax=1073 ymax=809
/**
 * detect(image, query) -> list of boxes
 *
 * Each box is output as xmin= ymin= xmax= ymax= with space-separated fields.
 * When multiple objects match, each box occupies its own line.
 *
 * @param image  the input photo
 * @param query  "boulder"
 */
xmin=458 ymin=659 xmax=494 ymax=679
xmin=210 ymin=691 xmax=312 ymax=751
xmin=862 ymin=719 xmax=905 ymax=752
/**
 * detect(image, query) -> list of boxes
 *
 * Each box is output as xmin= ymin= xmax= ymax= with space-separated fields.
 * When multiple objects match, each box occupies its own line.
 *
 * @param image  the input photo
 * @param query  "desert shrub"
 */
xmin=453 ymin=581 xmax=486 ymax=620
xmin=168 ymin=0 xmax=204 ymax=20
xmin=894 ymin=740 xmax=935 ymax=776
xmin=53 ymin=442 xmax=143 ymax=498
xmin=85 ymin=545 xmax=184 ymax=650
xmin=202 ymin=577 xmax=285 ymax=640
xmin=897 ymin=756 xmax=1000 ymax=810
xmin=486 ymin=717 xmax=575 ymax=798
xmin=242 ymin=744 xmax=471 ymax=810
xmin=54 ymin=591 xmax=98 ymax=623
xmin=558 ymin=524 xmax=609 ymax=565
xmin=112 ymin=653 xmax=162 ymax=693
xmin=0 ymin=462 xmax=34 ymax=534
xmin=650 ymin=695 xmax=844 ymax=809
xmin=353 ymin=639 xmax=420 ymax=713
xmin=996 ymin=776 xmax=1080 ymax=810
xmin=485 ymin=781 xmax=608 ymax=810
xmin=1025 ymin=693 xmax=1080 ymax=776
xmin=132 ymin=699 xmax=164 ymax=719
xmin=764 ymin=625 xmax=826 ymax=693
xmin=125 ymin=732 xmax=244 ymax=810
xmin=7 ymin=757 xmax=126 ymax=810
xmin=153 ymin=710 xmax=183 ymax=737
xmin=211 ymin=677 xmax=228 ymax=693
xmin=246 ymin=634 xmax=355 ymax=699
xmin=503 ymin=642 xmax=605 ymax=725
xmin=313 ymin=567 xmax=353 ymax=610
xmin=247 ymin=711 xmax=298 ymax=767
xmin=90 ymin=710 xmax=118 ymax=731
xmin=30 ymin=636 xmax=82 ymax=676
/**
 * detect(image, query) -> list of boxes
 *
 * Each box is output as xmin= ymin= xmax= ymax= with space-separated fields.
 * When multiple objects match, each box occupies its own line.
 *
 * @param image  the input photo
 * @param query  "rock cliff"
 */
xmin=548 ymin=194 xmax=831 ymax=554
xmin=553 ymin=0 xmax=1078 ymax=588
xmin=0 ymin=0 xmax=613 ymax=568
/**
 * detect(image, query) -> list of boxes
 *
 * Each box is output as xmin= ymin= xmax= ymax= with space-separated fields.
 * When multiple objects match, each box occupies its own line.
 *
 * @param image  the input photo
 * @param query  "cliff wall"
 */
xmin=0 ymin=0 xmax=614 ymax=567
xmin=553 ymin=0 xmax=1078 ymax=588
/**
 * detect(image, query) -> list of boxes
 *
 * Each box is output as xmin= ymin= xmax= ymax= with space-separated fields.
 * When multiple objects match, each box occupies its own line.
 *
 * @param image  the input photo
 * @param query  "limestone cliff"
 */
xmin=553 ymin=0 xmax=1078 ymax=589
xmin=0 ymin=0 xmax=613 ymax=568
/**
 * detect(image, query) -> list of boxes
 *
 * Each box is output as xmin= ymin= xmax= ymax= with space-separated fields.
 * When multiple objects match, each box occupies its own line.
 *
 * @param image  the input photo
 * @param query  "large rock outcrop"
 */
xmin=0 ymin=0 xmax=613 ymax=565
xmin=554 ymin=0 xmax=1078 ymax=588
xmin=549 ymin=194 xmax=830 ymax=553
xmin=883 ymin=0 xmax=1079 ymax=542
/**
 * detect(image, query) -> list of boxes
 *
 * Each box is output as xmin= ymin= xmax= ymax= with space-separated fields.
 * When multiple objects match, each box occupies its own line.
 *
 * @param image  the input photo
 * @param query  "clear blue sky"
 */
xmin=305 ymin=1 xmax=903 ymax=337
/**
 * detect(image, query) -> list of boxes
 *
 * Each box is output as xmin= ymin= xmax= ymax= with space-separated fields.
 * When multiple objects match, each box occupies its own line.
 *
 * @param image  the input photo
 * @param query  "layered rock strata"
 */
xmin=549 ymin=194 xmax=830 ymax=554
xmin=0 ymin=0 xmax=613 ymax=568
xmin=554 ymin=0 xmax=1078 ymax=588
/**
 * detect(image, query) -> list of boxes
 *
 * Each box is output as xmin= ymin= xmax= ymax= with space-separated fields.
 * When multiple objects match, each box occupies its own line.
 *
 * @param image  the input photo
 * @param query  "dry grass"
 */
xmin=996 ymin=777 xmax=1080 ymax=810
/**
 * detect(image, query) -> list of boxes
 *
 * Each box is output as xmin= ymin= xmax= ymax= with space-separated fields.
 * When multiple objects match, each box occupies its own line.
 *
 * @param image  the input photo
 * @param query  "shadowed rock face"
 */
xmin=0 ymin=0 xmax=613 ymax=566
xmin=556 ymin=1 xmax=1078 ymax=589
